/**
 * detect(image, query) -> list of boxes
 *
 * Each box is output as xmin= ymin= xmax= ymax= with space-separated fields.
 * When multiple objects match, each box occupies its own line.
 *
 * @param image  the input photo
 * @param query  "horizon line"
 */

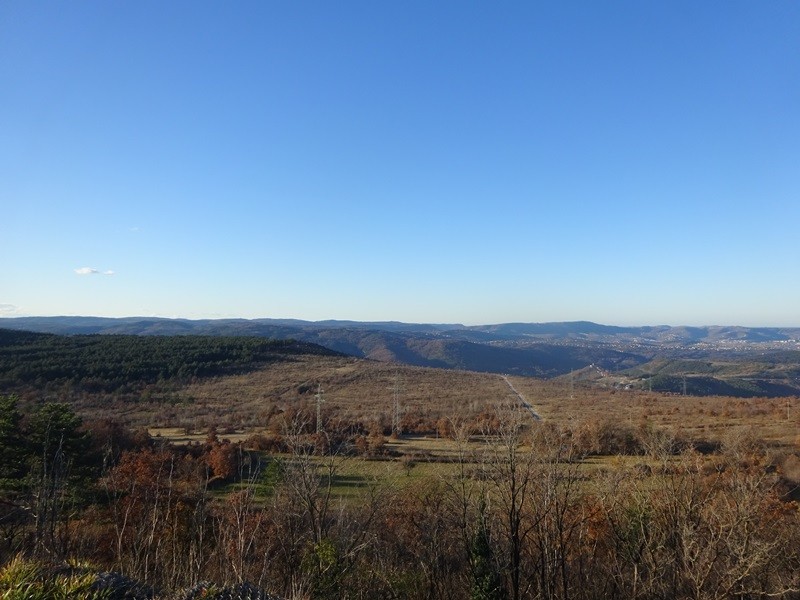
xmin=1 ymin=314 xmax=799 ymax=330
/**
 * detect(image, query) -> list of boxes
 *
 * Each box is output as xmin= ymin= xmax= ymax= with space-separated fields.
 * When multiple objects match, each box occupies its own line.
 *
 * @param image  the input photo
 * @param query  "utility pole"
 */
xmin=391 ymin=373 xmax=403 ymax=437
xmin=315 ymin=384 xmax=325 ymax=434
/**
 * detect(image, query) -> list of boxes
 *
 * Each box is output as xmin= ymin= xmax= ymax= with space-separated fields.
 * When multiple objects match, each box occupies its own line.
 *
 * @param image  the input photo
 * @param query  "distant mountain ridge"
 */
xmin=3 ymin=316 xmax=799 ymax=343
xmin=2 ymin=317 xmax=799 ymax=386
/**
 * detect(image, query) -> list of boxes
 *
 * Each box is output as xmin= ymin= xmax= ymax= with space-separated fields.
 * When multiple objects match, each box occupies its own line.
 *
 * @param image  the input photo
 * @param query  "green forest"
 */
xmin=0 ymin=329 xmax=337 ymax=397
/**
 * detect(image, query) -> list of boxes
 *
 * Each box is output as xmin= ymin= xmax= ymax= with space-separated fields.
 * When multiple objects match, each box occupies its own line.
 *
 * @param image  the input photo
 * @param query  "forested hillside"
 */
xmin=0 ymin=329 xmax=339 ymax=397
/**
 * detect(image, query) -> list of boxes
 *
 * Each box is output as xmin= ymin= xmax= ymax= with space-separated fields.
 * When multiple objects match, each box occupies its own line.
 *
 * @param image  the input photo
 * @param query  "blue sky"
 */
xmin=2 ymin=1 xmax=799 ymax=326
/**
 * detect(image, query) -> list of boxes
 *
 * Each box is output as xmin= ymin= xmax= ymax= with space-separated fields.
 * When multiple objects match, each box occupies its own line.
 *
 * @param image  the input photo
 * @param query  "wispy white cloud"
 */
xmin=0 ymin=303 xmax=21 ymax=316
xmin=74 ymin=267 xmax=115 ymax=276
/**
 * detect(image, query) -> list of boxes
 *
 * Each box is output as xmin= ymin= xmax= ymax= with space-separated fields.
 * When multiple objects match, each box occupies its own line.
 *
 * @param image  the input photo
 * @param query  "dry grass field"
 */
xmin=125 ymin=353 xmax=800 ymax=456
xmin=517 ymin=377 xmax=800 ymax=448
xmin=137 ymin=355 xmax=510 ymax=431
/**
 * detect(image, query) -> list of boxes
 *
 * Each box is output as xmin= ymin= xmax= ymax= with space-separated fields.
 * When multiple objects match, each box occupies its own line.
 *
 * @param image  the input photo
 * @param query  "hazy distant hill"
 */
xmin=0 ymin=317 xmax=648 ymax=377
xmin=2 ymin=317 xmax=799 ymax=392
xmin=7 ymin=316 xmax=800 ymax=342
xmin=466 ymin=322 xmax=800 ymax=344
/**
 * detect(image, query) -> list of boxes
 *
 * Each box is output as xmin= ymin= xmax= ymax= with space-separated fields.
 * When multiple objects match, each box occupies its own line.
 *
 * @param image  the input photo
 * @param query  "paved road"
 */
xmin=501 ymin=375 xmax=542 ymax=421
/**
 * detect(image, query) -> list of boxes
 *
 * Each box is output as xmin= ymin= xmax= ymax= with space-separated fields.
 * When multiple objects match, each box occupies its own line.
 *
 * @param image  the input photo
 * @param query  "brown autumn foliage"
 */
xmin=2 ymin=378 xmax=800 ymax=599
xmin=205 ymin=437 xmax=242 ymax=481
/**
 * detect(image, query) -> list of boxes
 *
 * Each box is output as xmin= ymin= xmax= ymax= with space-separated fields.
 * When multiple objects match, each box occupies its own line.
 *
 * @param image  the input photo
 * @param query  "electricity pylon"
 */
xmin=315 ymin=384 xmax=325 ymax=434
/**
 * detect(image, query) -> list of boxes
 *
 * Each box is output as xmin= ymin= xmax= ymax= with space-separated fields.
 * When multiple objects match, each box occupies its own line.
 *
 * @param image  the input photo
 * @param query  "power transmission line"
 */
xmin=315 ymin=384 xmax=325 ymax=434
xmin=390 ymin=373 xmax=403 ymax=437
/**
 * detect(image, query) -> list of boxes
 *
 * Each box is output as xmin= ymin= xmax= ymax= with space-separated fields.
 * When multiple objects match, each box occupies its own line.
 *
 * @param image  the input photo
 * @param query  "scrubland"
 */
xmin=2 ymin=352 xmax=799 ymax=599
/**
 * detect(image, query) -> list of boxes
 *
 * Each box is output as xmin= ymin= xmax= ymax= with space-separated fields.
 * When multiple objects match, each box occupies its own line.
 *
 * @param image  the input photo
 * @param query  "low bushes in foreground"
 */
xmin=0 ymin=558 xmax=284 ymax=600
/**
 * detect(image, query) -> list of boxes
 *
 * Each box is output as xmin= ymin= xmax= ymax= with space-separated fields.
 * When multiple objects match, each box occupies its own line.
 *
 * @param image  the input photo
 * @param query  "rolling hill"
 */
xmin=2 ymin=317 xmax=800 ymax=397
